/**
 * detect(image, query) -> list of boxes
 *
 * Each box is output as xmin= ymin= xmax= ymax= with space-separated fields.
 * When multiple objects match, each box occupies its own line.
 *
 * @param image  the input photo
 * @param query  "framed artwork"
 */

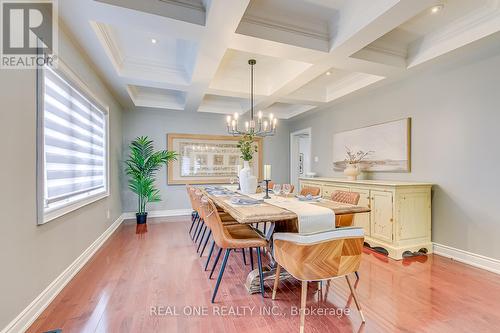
xmin=167 ymin=133 xmax=263 ymax=184
xmin=332 ymin=118 xmax=411 ymax=172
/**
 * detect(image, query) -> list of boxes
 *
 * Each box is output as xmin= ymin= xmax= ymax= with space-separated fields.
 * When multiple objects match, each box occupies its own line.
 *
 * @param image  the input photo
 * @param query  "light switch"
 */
xmin=314 ymin=156 xmax=319 ymax=163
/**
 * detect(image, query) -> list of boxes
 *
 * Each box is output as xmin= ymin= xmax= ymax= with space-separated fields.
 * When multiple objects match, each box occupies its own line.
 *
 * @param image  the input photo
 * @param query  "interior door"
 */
xmin=370 ymin=190 xmax=393 ymax=243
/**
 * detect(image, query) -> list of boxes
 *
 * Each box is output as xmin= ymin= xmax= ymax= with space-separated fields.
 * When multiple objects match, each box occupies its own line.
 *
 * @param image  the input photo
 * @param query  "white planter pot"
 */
xmin=239 ymin=161 xmax=257 ymax=194
xmin=344 ymin=163 xmax=361 ymax=180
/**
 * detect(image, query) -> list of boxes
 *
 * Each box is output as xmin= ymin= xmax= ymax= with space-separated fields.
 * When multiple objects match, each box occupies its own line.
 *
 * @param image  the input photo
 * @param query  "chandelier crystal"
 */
xmin=226 ymin=59 xmax=277 ymax=137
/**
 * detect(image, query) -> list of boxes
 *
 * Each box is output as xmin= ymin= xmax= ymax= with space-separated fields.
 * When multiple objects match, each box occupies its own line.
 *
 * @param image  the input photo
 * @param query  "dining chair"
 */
xmin=200 ymin=196 xmax=267 ymax=303
xmin=299 ymin=186 xmax=321 ymax=196
xmin=272 ymin=227 xmax=366 ymax=333
xmin=268 ymin=182 xmax=295 ymax=194
xmin=331 ymin=190 xmax=360 ymax=227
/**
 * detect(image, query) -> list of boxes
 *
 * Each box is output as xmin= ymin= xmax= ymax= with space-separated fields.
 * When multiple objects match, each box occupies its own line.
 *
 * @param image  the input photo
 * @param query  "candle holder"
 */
xmin=263 ymin=179 xmax=271 ymax=199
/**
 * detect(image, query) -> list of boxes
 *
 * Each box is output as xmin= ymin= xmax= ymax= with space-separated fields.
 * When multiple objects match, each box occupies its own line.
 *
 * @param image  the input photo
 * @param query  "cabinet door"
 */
xmin=350 ymin=187 xmax=370 ymax=235
xmin=370 ymin=190 xmax=393 ymax=243
xmin=322 ymin=185 xmax=349 ymax=199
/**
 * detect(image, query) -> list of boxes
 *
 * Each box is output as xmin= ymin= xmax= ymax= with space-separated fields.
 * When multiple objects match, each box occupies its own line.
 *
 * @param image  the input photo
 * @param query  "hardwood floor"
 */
xmin=28 ymin=217 xmax=500 ymax=333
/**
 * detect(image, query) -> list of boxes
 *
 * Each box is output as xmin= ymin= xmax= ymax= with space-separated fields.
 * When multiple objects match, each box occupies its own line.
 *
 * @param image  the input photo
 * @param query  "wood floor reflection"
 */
xmin=28 ymin=218 xmax=500 ymax=333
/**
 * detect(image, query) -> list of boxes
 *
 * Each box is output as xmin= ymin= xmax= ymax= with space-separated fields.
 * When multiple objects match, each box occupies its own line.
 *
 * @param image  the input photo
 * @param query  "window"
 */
xmin=38 ymin=65 xmax=109 ymax=224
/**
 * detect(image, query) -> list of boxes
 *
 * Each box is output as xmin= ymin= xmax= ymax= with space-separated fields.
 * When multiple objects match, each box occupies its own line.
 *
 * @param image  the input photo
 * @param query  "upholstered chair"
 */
xmin=272 ymin=227 xmax=366 ymax=333
xmin=331 ymin=190 xmax=360 ymax=227
xmin=201 ymin=197 xmax=268 ymax=302
xmin=299 ymin=186 xmax=321 ymax=196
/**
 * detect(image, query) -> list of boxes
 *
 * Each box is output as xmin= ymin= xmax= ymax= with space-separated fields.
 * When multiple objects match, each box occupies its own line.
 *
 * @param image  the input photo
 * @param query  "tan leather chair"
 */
xmin=331 ymin=190 xmax=360 ymax=227
xmin=299 ymin=186 xmax=321 ymax=196
xmin=272 ymin=228 xmax=366 ymax=333
xmin=201 ymin=197 xmax=268 ymax=303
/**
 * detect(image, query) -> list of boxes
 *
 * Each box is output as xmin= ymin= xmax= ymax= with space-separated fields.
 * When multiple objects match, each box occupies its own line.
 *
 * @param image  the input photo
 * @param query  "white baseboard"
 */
xmin=433 ymin=243 xmax=500 ymax=275
xmin=122 ymin=209 xmax=192 ymax=220
xmin=1 ymin=214 xmax=125 ymax=333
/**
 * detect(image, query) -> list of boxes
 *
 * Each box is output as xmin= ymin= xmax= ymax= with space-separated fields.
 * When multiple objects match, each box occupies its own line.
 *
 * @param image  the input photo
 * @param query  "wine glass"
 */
xmin=282 ymin=184 xmax=291 ymax=197
xmin=272 ymin=184 xmax=281 ymax=196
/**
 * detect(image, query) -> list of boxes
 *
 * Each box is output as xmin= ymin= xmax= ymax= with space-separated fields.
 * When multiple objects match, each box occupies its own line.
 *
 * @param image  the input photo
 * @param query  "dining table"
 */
xmin=200 ymin=186 xmax=371 ymax=293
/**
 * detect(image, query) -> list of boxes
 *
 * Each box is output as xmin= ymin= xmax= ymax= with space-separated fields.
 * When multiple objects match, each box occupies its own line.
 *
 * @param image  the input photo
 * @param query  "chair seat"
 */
xmin=224 ymin=224 xmax=267 ymax=248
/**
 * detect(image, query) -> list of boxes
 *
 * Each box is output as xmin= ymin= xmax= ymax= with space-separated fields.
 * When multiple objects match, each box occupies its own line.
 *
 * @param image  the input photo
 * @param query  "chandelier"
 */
xmin=226 ymin=59 xmax=277 ymax=137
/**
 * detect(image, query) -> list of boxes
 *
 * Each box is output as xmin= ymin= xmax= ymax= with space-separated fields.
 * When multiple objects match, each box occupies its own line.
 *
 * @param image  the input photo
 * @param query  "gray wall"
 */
xmin=0 ymin=28 xmax=123 ymax=329
xmin=122 ymin=109 xmax=290 ymax=212
xmin=289 ymin=33 xmax=500 ymax=259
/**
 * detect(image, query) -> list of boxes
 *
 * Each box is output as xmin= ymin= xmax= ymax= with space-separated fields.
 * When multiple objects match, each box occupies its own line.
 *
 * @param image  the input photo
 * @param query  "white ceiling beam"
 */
xmin=249 ymin=0 xmax=438 ymax=114
xmin=183 ymin=0 xmax=251 ymax=112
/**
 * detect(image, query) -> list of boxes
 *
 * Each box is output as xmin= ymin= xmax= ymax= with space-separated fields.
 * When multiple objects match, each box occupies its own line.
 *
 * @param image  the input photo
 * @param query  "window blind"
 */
xmin=43 ymin=66 xmax=107 ymax=210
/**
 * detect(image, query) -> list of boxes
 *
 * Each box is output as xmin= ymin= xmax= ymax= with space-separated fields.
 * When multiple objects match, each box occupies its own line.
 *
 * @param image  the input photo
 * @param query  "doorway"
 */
xmin=290 ymin=128 xmax=311 ymax=191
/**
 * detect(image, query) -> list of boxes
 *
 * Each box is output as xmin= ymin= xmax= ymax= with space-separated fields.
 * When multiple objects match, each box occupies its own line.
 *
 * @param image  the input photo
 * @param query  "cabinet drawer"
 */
xmin=322 ymin=185 xmax=350 ymax=199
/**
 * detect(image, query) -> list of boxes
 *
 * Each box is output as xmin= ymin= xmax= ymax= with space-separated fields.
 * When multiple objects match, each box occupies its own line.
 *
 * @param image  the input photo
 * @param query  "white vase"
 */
xmin=344 ymin=163 xmax=361 ymax=180
xmin=239 ymin=161 xmax=257 ymax=194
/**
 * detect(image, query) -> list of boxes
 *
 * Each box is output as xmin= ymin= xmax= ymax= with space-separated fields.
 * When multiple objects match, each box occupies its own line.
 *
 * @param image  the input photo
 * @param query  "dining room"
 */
xmin=3 ymin=1 xmax=500 ymax=333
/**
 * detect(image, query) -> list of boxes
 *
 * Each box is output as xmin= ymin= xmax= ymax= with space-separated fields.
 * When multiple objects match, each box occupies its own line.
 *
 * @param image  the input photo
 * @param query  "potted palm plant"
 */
xmin=125 ymin=136 xmax=177 ymax=233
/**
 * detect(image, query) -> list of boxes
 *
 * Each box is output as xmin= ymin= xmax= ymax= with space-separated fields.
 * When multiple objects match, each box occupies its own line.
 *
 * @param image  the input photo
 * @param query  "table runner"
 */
xmin=245 ymin=193 xmax=335 ymax=234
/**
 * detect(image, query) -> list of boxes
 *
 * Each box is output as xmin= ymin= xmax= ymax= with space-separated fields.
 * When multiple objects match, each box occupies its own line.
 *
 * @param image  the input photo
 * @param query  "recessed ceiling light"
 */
xmin=326 ymin=71 xmax=331 ymax=76
xmin=151 ymin=38 xmax=157 ymax=44
xmin=430 ymin=4 xmax=443 ymax=14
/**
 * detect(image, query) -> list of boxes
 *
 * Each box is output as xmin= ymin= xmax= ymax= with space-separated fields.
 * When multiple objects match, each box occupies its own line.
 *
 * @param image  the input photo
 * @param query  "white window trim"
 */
xmin=37 ymin=57 xmax=110 ymax=225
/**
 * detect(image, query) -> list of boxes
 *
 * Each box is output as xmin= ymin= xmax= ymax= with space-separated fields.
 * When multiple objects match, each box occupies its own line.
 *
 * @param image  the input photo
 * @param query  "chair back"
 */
xmin=273 ymin=228 xmax=364 ymax=281
xmin=200 ymin=196 xmax=232 ymax=248
xmin=331 ymin=190 xmax=360 ymax=227
xmin=300 ymin=186 xmax=320 ymax=196
xmin=331 ymin=190 xmax=360 ymax=205
xmin=186 ymin=185 xmax=197 ymax=211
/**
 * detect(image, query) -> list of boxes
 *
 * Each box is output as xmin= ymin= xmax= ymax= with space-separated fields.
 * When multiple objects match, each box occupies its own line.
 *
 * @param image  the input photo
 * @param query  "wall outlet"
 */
xmin=314 ymin=156 xmax=319 ymax=162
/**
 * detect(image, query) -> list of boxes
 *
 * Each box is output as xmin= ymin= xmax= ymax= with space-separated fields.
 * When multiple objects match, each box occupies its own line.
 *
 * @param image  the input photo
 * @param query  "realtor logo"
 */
xmin=1 ymin=0 xmax=58 ymax=68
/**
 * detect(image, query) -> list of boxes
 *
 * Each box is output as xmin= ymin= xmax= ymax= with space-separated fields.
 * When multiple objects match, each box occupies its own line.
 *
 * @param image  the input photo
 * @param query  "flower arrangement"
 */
xmin=344 ymin=146 xmax=372 ymax=164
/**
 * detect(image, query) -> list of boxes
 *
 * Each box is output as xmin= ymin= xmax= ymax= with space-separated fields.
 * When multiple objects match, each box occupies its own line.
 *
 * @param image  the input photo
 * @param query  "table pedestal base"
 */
xmin=244 ymin=266 xmax=293 ymax=294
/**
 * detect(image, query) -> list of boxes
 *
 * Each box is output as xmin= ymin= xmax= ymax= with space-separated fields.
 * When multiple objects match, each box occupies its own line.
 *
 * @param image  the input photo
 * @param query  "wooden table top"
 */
xmin=200 ymin=188 xmax=371 ymax=224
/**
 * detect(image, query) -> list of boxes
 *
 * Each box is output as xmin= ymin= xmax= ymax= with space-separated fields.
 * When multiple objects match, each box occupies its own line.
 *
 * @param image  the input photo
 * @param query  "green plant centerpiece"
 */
xmin=236 ymin=134 xmax=258 ymax=194
xmin=237 ymin=134 xmax=258 ymax=161
xmin=125 ymin=136 xmax=177 ymax=232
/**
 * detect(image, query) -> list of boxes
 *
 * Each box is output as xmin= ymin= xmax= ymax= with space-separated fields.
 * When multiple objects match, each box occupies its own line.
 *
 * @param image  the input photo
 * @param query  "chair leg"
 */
xmin=346 ymin=275 xmax=365 ymax=323
xmin=355 ymin=271 xmax=360 ymax=279
xmin=211 ymin=249 xmax=231 ymax=303
xmin=195 ymin=223 xmax=205 ymax=243
xmin=256 ymin=247 xmax=265 ymax=298
xmin=272 ymin=264 xmax=281 ymax=300
xmin=197 ymin=226 xmax=207 ymax=252
xmin=249 ymin=247 xmax=254 ymax=270
xmin=191 ymin=217 xmax=201 ymax=239
xmin=189 ymin=212 xmax=197 ymax=234
xmin=300 ymin=281 xmax=308 ymax=333
xmin=242 ymin=248 xmax=247 ymax=265
xmin=204 ymin=240 xmax=215 ymax=271
xmin=263 ymin=222 xmax=267 ymax=234
xmin=209 ymin=248 xmax=223 ymax=279
xmin=200 ymin=230 xmax=211 ymax=257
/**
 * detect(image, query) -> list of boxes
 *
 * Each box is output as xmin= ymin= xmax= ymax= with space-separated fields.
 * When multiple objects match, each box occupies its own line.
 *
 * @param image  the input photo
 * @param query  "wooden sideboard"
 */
xmin=299 ymin=177 xmax=433 ymax=260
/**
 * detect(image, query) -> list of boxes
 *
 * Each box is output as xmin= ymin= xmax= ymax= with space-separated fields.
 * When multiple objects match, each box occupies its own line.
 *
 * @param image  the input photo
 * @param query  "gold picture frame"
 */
xmin=167 ymin=133 xmax=263 ymax=185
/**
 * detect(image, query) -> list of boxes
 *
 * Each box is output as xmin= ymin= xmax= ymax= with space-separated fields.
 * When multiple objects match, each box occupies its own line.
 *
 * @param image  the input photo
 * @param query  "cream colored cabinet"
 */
xmin=299 ymin=177 xmax=433 ymax=260
xmin=322 ymin=185 xmax=350 ymax=199
xmin=351 ymin=187 xmax=370 ymax=235
xmin=370 ymin=190 xmax=393 ymax=243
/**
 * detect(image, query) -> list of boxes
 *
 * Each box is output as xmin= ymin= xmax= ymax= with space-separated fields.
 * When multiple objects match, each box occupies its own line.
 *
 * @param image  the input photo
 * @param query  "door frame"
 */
xmin=290 ymin=127 xmax=312 ymax=190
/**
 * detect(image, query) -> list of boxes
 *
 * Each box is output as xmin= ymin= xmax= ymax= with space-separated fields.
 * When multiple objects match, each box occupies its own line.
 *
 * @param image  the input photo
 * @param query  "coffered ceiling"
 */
xmin=60 ymin=0 xmax=500 ymax=119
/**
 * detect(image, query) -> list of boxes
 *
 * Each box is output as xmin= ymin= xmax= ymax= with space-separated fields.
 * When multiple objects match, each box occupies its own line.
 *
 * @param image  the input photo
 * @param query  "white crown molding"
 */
xmin=91 ymin=21 xmax=125 ymax=75
xmin=0 ymin=214 xmax=125 ymax=333
xmin=158 ymin=0 xmax=205 ymax=13
xmin=433 ymin=243 xmax=500 ymax=275
xmin=240 ymin=14 xmax=330 ymax=42
xmin=408 ymin=0 xmax=500 ymax=67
